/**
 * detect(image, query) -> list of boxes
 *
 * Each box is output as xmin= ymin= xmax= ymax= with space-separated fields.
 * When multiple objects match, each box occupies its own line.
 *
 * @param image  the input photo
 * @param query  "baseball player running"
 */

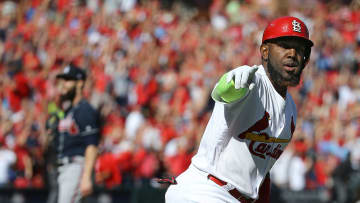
xmin=55 ymin=65 xmax=101 ymax=203
xmin=165 ymin=16 xmax=313 ymax=203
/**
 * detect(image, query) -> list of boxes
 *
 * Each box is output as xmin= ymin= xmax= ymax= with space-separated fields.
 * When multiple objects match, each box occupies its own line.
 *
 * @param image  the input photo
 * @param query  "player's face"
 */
xmin=266 ymin=38 xmax=308 ymax=87
xmin=57 ymin=79 xmax=77 ymax=102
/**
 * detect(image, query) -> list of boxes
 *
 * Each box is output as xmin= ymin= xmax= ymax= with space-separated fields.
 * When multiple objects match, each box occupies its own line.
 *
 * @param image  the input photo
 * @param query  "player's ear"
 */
xmin=304 ymin=57 xmax=310 ymax=67
xmin=260 ymin=44 xmax=269 ymax=61
xmin=76 ymin=80 xmax=84 ymax=90
xmin=303 ymin=47 xmax=311 ymax=67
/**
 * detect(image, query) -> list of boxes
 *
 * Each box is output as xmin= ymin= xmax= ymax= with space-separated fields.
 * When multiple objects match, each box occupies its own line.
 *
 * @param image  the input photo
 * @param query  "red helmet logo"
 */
xmin=262 ymin=16 xmax=313 ymax=47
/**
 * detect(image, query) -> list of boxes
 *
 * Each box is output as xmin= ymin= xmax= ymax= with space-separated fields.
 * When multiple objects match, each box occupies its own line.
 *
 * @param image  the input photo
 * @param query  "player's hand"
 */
xmin=226 ymin=65 xmax=258 ymax=90
xmin=80 ymin=176 xmax=93 ymax=197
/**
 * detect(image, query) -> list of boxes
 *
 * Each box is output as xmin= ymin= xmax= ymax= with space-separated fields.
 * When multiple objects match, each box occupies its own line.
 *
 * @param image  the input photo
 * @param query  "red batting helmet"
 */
xmin=262 ymin=16 xmax=313 ymax=47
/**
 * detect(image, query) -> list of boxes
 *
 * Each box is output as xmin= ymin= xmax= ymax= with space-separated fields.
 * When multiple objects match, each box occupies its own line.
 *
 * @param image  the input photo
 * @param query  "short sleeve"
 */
xmin=74 ymin=103 xmax=101 ymax=146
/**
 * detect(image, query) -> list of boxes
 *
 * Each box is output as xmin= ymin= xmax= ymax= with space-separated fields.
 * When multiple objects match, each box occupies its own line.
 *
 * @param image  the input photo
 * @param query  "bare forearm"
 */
xmin=24 ymin=156 xmax=33 ymax=179
xmin=82 ymin=145 xmax=98 ymax=180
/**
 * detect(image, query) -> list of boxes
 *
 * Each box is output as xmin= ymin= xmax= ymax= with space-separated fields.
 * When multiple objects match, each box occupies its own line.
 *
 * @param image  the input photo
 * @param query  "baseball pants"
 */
xmin=165 ymin=164 xmax=243 ymax=203
xmin=57 ymin=159 xmax=84 ymax=203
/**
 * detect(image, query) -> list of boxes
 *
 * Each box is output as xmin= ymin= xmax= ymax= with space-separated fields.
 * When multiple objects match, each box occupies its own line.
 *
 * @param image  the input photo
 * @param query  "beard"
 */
xmin=267 ymin=57 xmax=305 ymax=87
xmin=59 ymin=86 xmax=76 ymax=108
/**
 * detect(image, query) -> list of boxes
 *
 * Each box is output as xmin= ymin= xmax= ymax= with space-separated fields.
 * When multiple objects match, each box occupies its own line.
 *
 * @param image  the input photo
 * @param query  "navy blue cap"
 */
xmin=56 ymin=65 xmax=86 ymax=81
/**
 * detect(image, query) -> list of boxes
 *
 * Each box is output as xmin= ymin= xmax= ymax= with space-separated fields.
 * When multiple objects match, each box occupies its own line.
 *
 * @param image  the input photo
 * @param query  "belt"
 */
xmin=208 ymin=174 xmax=254 ymax=203
xmin=57 ymin=156 xmax=84 ymax=167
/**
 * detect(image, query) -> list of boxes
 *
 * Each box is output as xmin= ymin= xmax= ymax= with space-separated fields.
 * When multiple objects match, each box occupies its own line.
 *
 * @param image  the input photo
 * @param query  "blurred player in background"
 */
xmin=54 ymin=65 xmax=101 ymax=203
xmin=165 ymin=16 xmax=314 ymax=203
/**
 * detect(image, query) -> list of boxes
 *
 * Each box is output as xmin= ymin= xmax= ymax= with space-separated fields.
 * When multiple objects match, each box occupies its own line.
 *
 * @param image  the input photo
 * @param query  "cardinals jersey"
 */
xmin=191 ymin=65 xmax=297 ymax=199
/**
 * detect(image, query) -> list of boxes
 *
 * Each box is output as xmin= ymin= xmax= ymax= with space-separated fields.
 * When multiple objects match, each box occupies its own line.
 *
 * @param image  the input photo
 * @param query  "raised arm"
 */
xmin=212 ymin=65 xmax=258 ymax=103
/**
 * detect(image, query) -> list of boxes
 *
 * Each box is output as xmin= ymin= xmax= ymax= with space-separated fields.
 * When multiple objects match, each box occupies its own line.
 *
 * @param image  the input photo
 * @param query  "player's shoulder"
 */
xmin=286 ymin=93 xmax=297 ymax=115
xmin=286 ymin=93 xmax=296 ymax=107
xmin=77 ymin=99 xmax=98 ymax=115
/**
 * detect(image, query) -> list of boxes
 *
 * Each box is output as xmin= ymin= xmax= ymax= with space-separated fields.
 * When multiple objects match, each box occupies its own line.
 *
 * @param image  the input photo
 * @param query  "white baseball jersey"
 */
xmin=191 ymin=65 xmax=297 ymax=199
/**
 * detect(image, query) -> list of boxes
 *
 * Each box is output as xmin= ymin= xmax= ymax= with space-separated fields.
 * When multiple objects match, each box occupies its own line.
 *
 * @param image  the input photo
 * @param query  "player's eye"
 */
xmin=278 ymin=42 xmax=305 ymax=54
xmin=278 ymin=42 xmax=290 ymax=49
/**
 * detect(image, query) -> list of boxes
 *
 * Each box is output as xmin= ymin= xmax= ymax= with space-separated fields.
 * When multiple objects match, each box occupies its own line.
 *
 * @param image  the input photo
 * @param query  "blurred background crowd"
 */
xmin=0 ymin=0 xmax=360 ymax=202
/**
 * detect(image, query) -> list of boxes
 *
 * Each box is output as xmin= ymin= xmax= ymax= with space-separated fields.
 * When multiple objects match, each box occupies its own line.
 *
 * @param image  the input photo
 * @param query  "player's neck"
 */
xmin=262 ymin=63 xmax=287 ymax=98
xmin=262 ymin=60 xmax=287 ymax=99
xmin=72 ymin=93 xmax=83 ymax=106
xmin=270 ymin=80 xmax=287 ymax=98
xmin=61 ymin=92 xmax=83 ymax=111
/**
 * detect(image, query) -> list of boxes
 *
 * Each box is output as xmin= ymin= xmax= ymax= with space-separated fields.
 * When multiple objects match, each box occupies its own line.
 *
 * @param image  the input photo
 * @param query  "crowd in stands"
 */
xmin=0 ymin=0 xmax=360 ymax=201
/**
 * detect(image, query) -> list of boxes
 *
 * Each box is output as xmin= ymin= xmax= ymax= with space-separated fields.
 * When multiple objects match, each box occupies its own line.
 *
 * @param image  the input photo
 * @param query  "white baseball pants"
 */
xmin=165 ymin=164 xmax=240 ymax=203
xmin=57 ymin=160 xmax=84 ymax=203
